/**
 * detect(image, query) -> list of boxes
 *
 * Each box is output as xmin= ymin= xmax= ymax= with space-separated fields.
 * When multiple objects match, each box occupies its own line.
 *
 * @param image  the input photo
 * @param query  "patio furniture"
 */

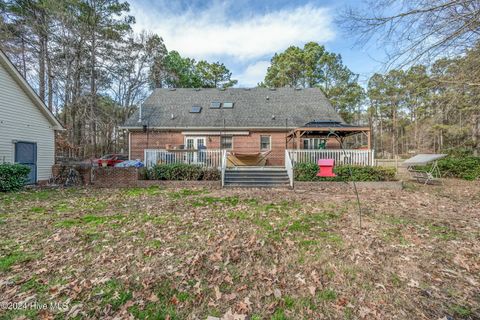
xmin=227 ymin=150 xmax=271 ymax=167
xmin=317 ymin=159 xmax=336 ymax=177
xmin=402 ymin=154 xmax=447 ymax=184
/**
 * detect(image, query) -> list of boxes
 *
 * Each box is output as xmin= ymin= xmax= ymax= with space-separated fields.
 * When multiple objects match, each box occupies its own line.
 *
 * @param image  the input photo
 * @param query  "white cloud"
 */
xmin=130 ymin=1 xmax=336 ymax=86
xmin=131 ymin=2 xmax=335 ymax=61
xmin=236 ymin=60 xmax=271 ymax=87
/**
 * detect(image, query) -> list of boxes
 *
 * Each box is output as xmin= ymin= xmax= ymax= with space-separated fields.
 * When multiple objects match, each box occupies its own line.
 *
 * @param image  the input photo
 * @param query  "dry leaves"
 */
xmin=0 ymin=180 xmax=479 ymax=319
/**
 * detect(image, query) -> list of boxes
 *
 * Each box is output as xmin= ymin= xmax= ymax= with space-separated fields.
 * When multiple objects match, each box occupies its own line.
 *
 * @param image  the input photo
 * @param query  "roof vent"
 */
xmin=171 ymin=114 xmax=175 ymax=119
xmin=295 ymin=87 xmax=302 ymax=91
xmin=272 ymin=115 xmax=276 ymax=120
xmin=269 ymin=88 xmax=276 ymax=91
xmin=266 ymin=96 xmax=269 ymax=101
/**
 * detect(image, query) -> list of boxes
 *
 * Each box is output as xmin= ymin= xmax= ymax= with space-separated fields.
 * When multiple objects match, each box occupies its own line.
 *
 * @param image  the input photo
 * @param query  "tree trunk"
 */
xmin=38 ymin=36 xmax=46 ymax=102
xmin=71 ymin=42 xmax=82 ymax=153
xmin=90 ymin=31 xmax=97 ymax=157
xmin=46 ymin=42 xmax=53 ymax=112
xmin=21 ymin=37 xmax=27 ymax=78
xmin=392 ymin=104 xmax=397 ymax=157
xmin=379 ymin=112 xmax=384 ymax=157
xmin=474 ymin=114 xmax=480 ymax=156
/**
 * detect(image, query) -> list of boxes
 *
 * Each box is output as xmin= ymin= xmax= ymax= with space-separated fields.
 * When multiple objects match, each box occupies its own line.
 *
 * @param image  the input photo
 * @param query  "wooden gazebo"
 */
xmin=286 ymin=121 xmax=372 ymax=149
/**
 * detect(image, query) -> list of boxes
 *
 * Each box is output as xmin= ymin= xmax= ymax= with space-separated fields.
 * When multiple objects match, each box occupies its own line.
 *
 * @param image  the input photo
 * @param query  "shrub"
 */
xmin=443 ymin=148 xmax=474 ymax=157
xmin=294 ymin=163 xmax=396 ymax=182
xmin=202 ymin=168 xmax=221 ymax=181
xmin=148 ymin=163 xmax=220 ymax=181
xmin=137 ymin=167 xmax=149 ymax=180
xmin=0 ymin=163 xmax=31 ymax=192
xmin=436 ymin=156 xmax=480 ymax=180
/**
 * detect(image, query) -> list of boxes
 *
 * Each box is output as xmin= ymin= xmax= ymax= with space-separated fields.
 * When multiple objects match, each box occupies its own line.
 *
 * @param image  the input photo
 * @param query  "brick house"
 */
xmin=121 ymin=88 xmax=371 ymax=167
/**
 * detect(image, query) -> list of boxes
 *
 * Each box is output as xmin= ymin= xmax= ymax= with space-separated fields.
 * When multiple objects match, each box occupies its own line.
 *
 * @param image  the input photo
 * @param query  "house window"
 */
xmin=260 ymin=135 xmax=271 ymax=150
xmin=303 ymin=138 xmax=326 ymax=150
xmin=221 ymin=136 xmax=233 ymax=149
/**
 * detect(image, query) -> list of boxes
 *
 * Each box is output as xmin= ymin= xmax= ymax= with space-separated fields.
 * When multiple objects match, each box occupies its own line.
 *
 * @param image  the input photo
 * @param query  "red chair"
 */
xmin=317 ymin=159 xmax=336 ymax=177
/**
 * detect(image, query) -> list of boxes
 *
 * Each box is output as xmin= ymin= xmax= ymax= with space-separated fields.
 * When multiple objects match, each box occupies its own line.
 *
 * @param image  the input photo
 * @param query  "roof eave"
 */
xmin=0 ymin=50 xmax=65 ymax=130
xmin=119 ymin=126 xmax=297 ymax=131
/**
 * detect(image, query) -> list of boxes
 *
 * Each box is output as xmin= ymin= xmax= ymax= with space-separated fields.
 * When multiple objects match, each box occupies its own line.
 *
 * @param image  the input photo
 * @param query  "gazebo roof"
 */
xmin=304 ymin=120 xmax=358 ymax=128
xmin=288 ymin=121 xmax=371 ymax=138
xmin=287 ymin=120 xmax=372 ymax=149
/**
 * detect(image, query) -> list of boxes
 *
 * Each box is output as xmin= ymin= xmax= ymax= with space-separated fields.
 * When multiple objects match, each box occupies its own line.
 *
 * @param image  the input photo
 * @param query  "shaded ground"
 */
xmin=0 ymin=180 xmax=479 ymax=319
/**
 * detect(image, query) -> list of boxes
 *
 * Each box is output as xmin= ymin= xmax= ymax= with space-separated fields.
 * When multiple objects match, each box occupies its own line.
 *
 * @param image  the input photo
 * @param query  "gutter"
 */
xmin=119 ymin=126 xmax=298 ymax=131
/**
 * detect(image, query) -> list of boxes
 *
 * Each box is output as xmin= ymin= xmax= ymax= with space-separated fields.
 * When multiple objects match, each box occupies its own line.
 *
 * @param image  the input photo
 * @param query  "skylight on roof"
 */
xmin=210 ymin=102 xmax=221 ymax=109
xmin=223 ymin=102 xmax=234 ymax=109
xmin=190 ymin=106 xmax=202 ymax=113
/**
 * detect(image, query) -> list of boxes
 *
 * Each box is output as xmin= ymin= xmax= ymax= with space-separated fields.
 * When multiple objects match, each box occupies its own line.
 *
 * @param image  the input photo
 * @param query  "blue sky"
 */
xmin=130 ymin=0 xmax=386 ymax=87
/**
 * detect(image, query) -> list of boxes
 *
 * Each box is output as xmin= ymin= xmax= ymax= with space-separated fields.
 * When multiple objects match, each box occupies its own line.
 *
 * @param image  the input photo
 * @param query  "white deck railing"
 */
xmin=144 ymin=149 xmax=374 ymax=168
xmin=144 ymin=149 xmax=223 ymax=168
xmin=288 ymin=149 xmax=374 ymax=166
xmin=221 ymin=150 xmax=228 ymax=187
xmin=285 ymin=150 xmax=294 ymax=187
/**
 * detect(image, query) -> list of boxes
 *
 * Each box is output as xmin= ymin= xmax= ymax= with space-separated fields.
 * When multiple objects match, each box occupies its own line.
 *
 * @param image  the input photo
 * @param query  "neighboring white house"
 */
xmin=0 ymin=50 xmax=64 ymax=184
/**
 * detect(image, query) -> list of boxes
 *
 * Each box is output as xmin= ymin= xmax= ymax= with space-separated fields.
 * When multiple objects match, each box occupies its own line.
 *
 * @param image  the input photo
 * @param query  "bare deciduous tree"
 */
xmin=339 ymin=0 xmax=480 ymax=68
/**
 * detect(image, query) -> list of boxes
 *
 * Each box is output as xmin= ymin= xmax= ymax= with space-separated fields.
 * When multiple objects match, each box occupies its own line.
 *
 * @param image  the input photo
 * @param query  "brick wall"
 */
xmin=130 ymin=130 xmax=294 ymax=165
xmin=130 ymin=130 xmax=341 ymax=166
xmin=52 ymin=164 xmax=92 ymax=185
xmin=92 ymin=167 xmax=139 ymax=187
xmin=51 ymin=165 xmax=222 ymax=188
xmin=52 ymin=165 xmax=143 ymax=187
xmin=130 ymin=130 xmax=184 ymax=160
xmin=209 ymin=132 xmax=293 ymax=166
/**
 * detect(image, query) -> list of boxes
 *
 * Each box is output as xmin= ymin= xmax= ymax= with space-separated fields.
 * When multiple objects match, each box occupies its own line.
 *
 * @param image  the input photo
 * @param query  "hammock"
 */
xmin=227 ymin=150 xmax=271 ymax=167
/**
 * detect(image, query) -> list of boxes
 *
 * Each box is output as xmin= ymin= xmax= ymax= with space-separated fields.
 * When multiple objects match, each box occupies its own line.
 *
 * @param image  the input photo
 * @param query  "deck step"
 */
xmin=225 ymin=176 xmax=289 ymax=181
xmin=224 ymin=167 xmax=291 ymax=188
xmin=225 ymin=173 xmax=288 ymax=177
xmin=225 ymin=179 xmax=289 ymax=184
xmin=224 ymin=184 xmax=290 ymax=188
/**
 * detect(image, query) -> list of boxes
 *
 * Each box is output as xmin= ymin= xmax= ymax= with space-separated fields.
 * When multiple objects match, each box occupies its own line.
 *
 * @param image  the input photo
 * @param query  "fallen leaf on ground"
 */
xmin=273 ymin=288 xmax=282 ymax=298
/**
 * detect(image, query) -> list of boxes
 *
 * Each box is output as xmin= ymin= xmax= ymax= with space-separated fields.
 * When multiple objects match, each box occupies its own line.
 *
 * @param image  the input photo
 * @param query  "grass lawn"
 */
xmin=0 ymin=180 xmax=479 ymax=319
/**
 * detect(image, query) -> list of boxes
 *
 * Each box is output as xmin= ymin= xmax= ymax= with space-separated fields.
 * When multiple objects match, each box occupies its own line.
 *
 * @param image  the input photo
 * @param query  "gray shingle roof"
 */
xmin=122 ymin=87 xmax=344 ymax=129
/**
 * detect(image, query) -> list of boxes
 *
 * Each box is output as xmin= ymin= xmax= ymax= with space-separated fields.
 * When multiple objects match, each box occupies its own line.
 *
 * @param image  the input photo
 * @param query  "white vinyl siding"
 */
xmin=0 ymin=63 xmax=55 ymax=181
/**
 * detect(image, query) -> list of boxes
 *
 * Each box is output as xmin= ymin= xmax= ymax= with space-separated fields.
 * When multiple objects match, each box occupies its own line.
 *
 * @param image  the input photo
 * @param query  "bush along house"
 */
xmin=121 ymin=87 xmax=372 ymax=187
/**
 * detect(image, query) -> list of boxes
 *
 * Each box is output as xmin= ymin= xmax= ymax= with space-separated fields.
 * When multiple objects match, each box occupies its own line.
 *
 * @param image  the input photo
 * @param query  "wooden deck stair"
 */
xmin=223 ymin=166 xmax=290 ymax=188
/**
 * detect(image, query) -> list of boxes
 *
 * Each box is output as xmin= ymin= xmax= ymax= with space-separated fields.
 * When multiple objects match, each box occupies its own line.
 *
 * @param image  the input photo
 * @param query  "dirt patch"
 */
xmin=0 ymin=179 xmax=479 ymax=319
